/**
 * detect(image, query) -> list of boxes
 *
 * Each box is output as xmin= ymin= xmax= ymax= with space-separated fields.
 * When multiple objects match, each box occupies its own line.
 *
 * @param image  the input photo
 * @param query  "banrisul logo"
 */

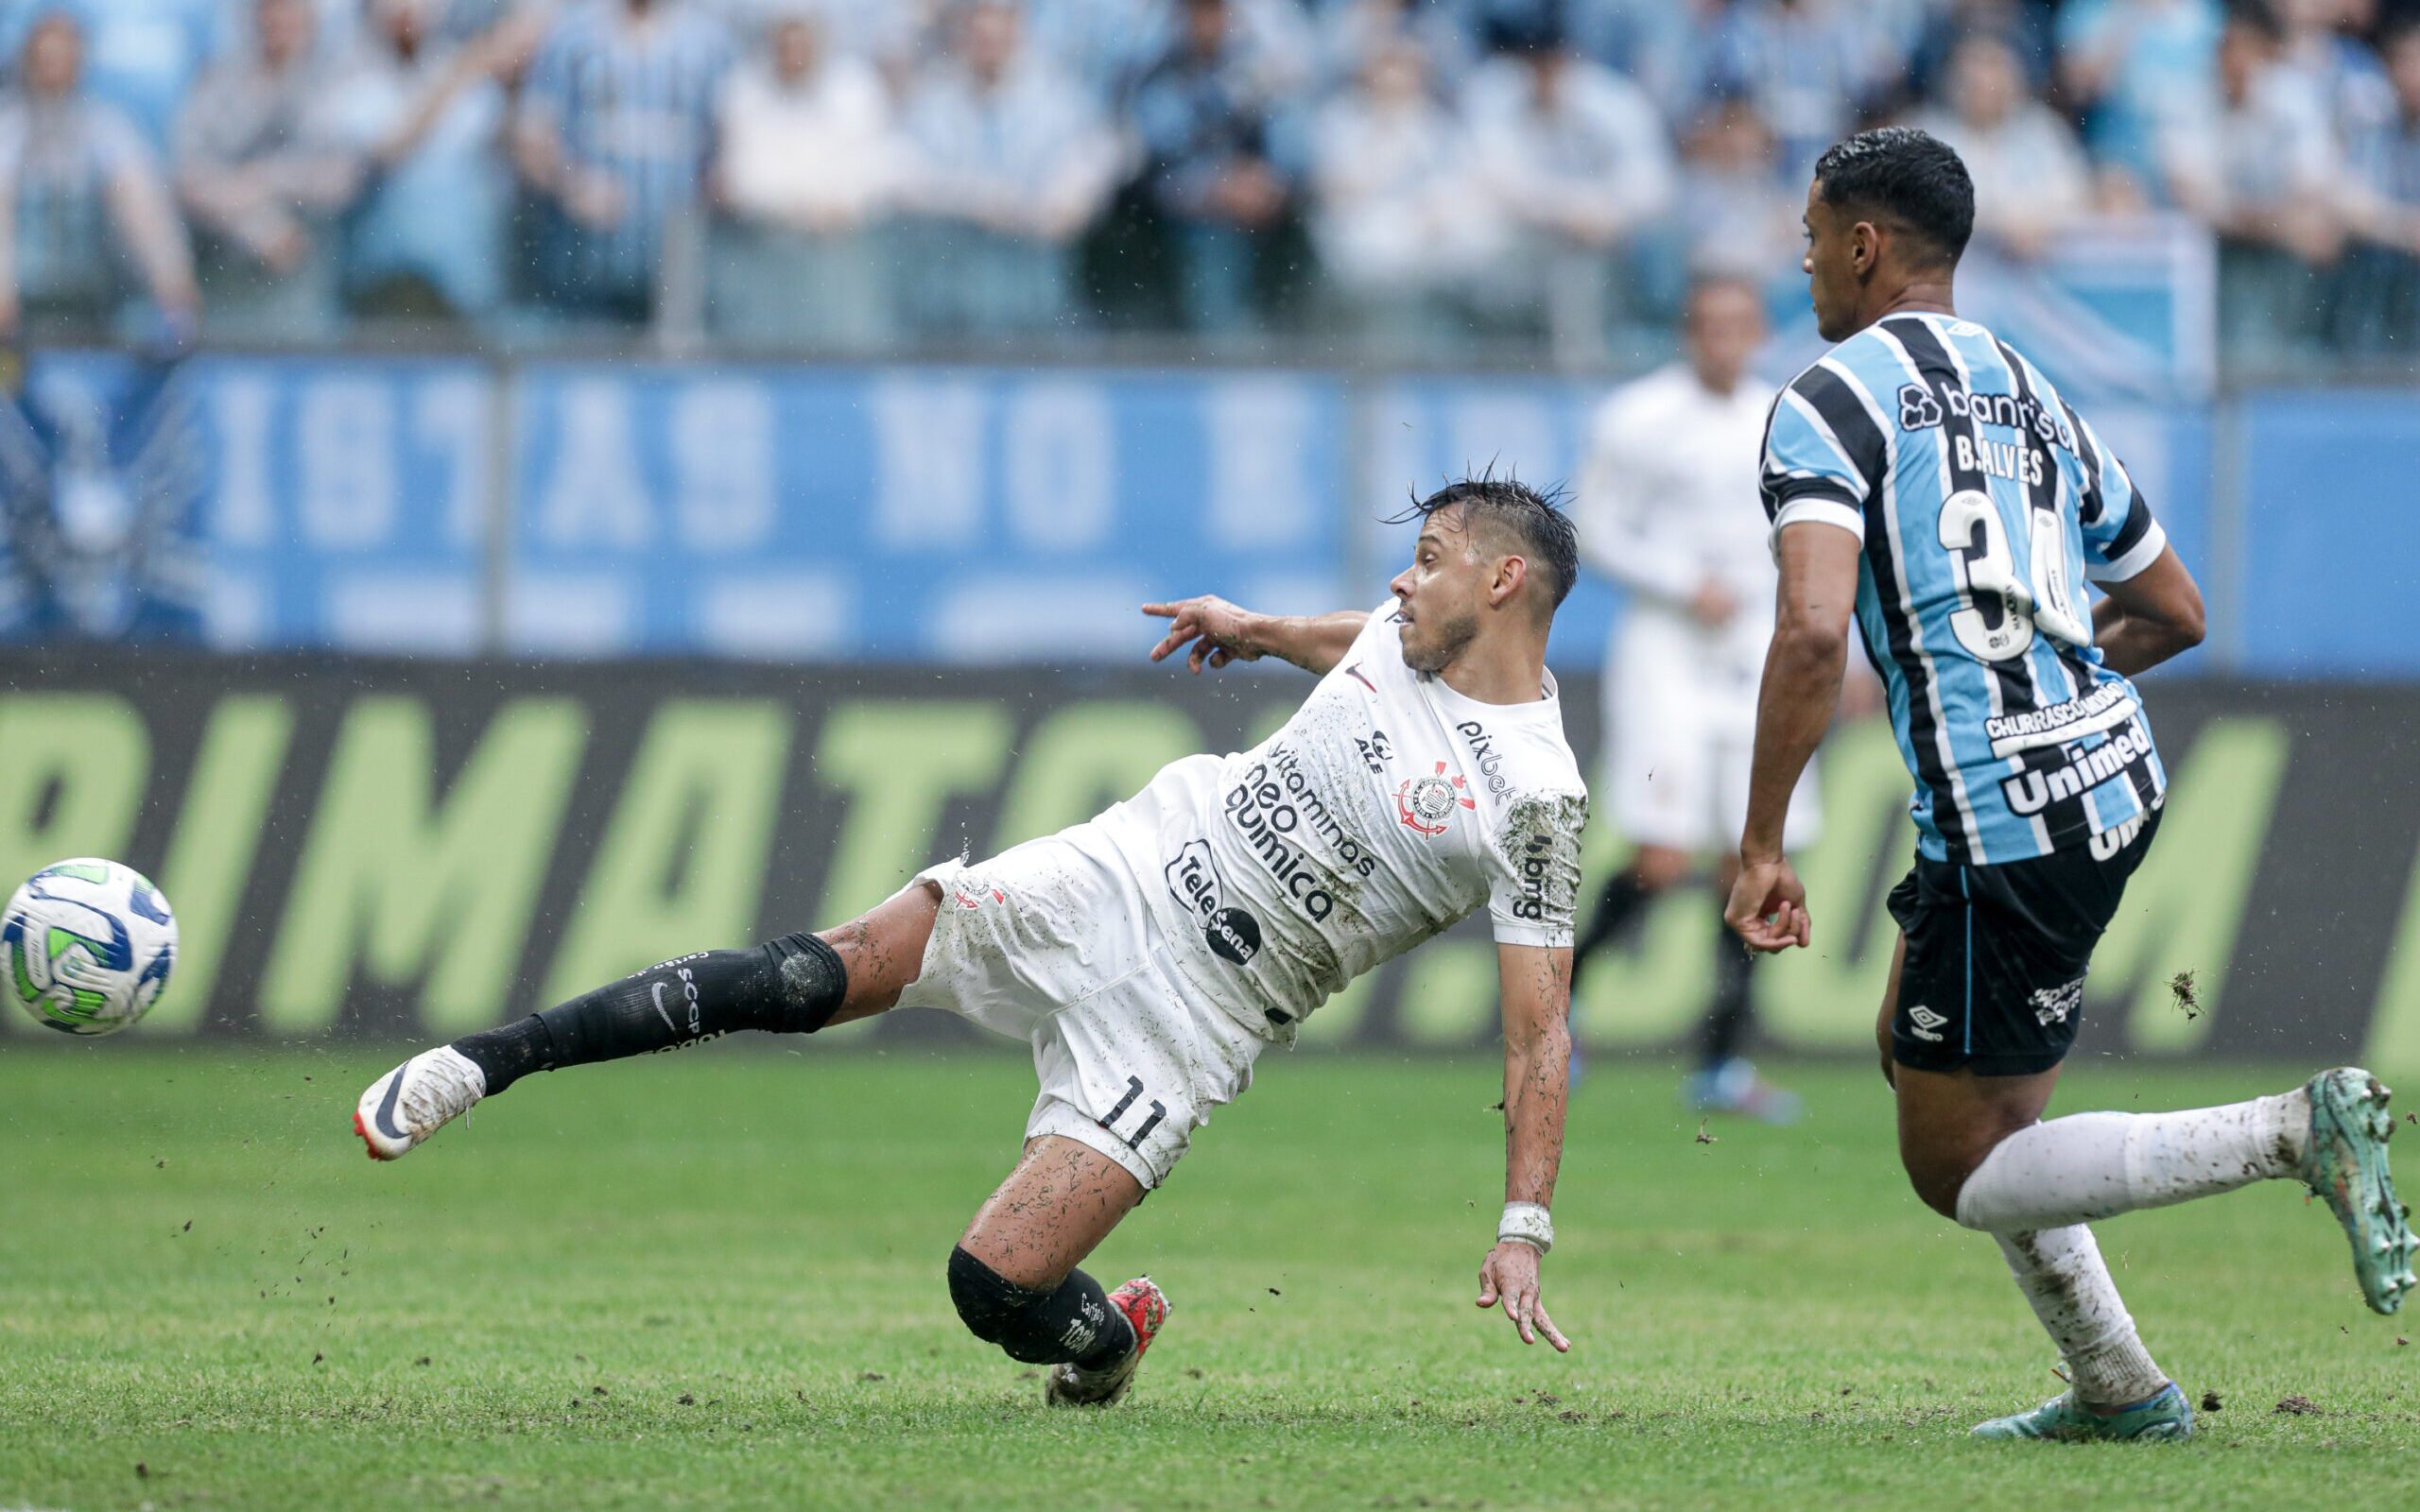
xmin=1165 ymin=840 xmax=1261 ymax=966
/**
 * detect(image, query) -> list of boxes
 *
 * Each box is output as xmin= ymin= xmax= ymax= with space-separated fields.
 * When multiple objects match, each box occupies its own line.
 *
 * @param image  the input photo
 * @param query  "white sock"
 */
xmin=1995 ymin=1225 xmax=2169 ymax=1409
xmin=1953 ymin=1091 xmax=2308 ymax=1232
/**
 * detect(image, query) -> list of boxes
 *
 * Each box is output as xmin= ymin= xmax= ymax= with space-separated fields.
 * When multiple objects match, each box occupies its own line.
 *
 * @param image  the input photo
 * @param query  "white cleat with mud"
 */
xmin=354 ymin=1047 xmax=486 ymax=1161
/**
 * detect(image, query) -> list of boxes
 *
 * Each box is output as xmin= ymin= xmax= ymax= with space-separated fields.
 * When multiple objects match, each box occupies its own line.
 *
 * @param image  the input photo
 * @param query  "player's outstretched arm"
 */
xmin=1477 ymin=941 xmax=1573 ymax=1353
xmin=1142 ymin=597 xmax=1369 ymax=677
xmin=2090 ymin=544 xmax=2204 ymax=677
xmin=1727 ymin=522 xmax=1859 ymax=954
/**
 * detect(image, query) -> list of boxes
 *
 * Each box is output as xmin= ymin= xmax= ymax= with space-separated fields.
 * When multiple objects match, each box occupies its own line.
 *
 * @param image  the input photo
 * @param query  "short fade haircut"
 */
xmin=1813 ymin=127 xmax=1975 ymax=270
xmin=1388 ymin=474 xmax=1580 ymax=613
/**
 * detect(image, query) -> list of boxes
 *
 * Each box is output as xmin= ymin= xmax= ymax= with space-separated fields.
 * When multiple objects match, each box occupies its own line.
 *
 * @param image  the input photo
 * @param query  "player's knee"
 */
xmin=946 ymin=1245 xmax=1051 ymax=1358
xmin=1901 ymin=1138 xmax=1996 ymax=1223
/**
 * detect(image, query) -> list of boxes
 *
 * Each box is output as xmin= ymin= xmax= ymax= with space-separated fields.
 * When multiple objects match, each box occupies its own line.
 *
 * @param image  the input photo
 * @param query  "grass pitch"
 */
xmin=1 ymin=1047 xmax=2412 ymax=1511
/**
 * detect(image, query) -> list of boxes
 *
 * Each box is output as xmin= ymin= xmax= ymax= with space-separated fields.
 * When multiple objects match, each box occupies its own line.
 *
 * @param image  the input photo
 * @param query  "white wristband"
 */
xmin=1496 ymin=1201 xmax=1553 ymax=1254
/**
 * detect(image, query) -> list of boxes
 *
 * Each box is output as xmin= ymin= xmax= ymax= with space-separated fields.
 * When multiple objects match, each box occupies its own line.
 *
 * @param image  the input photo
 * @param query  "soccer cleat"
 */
xmin=2299 ymin=1067 xmax=2415 ymax=1314
xmin=1683 ymin=1057 xmax=1802 ymax=1125
xmin=353 ymin=1046 xmax=486 ymax=1161
xmin=1970 ymin=1383 xmax=2194 ymax=1443
xmin=1043 ymin=1277 xmax=1168 ymax=1407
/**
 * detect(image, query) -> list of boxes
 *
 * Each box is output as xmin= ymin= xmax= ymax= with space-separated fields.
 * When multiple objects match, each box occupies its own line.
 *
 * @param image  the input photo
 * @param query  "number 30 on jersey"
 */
xmin=1938 ymin=489 xmax=2089 ymax=662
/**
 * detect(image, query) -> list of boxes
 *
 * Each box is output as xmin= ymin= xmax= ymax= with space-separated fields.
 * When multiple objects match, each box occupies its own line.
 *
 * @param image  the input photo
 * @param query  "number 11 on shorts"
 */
xmin=1100 ymin=1075 xmax=1167 ymax=1151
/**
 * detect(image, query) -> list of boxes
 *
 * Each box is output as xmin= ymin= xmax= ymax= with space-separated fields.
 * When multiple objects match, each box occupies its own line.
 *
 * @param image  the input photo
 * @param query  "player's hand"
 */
xmin=1689 ymin=579 xmax=1738 ymax=628
xmin=1143 ymin=595 xmax=1265 ymax=674
xmin=1477 ymin=1241 xmax=1570 ymax=1352
xmin=1725 ymin=855 xmax=1810 ymax=954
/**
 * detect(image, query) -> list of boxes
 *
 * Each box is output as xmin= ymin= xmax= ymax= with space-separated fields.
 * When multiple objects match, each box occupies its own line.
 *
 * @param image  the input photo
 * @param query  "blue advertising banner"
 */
xmin=195 ymin=354 xmax=494 ymax=653
xmin=505 ymin=365 xmax=1353 ymax=661
xmin=2 ymin=350 xmax=493 ymax=651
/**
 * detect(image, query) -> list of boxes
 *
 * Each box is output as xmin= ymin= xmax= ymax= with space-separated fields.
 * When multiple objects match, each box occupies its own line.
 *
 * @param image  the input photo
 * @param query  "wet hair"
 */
xmin=1812 ymin=127 xmax=1974 ymax=269
xmin=1388 ymin=474 xmax=1580 ymax=613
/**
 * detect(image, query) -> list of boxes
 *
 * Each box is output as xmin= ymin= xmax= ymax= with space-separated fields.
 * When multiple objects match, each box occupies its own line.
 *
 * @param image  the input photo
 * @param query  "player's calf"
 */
xmin=448 ymin=932 xmax=850 ymax=1097
xmin=946 ymin=1245 xmax=1138 ymax=1371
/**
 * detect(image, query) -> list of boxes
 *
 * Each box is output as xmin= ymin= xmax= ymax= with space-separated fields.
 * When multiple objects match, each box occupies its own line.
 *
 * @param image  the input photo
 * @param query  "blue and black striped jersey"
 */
xmin=1759 ymin=312 xmax=2169 ymax=866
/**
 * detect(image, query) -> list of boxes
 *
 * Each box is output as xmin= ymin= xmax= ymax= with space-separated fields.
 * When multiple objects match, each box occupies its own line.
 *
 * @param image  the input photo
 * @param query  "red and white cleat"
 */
xmin=1043 ymin=1277 xmax=1169 ymax=1407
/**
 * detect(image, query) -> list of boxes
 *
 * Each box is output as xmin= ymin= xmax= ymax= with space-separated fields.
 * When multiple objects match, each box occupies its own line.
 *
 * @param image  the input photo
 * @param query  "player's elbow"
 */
xmin=1772 ymin=610 xmax=1850 ymax=668
xmin=2165 ymin=594 xmax=2206 ymax=653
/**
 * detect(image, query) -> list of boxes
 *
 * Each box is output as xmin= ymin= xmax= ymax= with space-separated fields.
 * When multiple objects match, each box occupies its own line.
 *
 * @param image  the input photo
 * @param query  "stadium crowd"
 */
xmin=2 ymin=0 xmax=2418 ymax=369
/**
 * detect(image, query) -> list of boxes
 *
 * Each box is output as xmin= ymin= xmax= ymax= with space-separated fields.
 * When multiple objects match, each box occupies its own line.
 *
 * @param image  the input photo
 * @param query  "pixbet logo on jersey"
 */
xmin=1396 ymin=763 xmax=1475 ymax=837
xmin=1165 ymin=840 xmax=1262 ymax=965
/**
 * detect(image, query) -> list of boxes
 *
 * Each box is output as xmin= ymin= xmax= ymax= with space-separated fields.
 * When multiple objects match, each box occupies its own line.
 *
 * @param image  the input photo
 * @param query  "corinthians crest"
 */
xmin=1395 ymin=762 xmax=1475 ymax=837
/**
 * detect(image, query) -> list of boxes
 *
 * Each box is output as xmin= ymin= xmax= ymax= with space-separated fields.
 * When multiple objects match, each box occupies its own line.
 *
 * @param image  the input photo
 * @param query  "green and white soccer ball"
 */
xmin=3 ymin=858 xmax=177 ymax=1036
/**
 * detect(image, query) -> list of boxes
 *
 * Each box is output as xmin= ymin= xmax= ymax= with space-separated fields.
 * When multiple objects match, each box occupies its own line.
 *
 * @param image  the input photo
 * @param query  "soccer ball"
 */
xmin=3 ymin=858 xmax=177 ymax=1036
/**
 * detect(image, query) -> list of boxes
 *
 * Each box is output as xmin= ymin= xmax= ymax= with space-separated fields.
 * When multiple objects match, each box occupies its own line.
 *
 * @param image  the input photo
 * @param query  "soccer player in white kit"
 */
xmin=1565 ymin=277 xmax=1820 ymax=1122
xmin=353 ymin=479 xmax=1591 ymax=1407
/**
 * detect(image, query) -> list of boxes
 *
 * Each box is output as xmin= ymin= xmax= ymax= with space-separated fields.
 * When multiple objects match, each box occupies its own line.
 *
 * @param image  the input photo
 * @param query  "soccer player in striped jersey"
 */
xmin=1727 ymin=127 xmax=2412 ymax=1443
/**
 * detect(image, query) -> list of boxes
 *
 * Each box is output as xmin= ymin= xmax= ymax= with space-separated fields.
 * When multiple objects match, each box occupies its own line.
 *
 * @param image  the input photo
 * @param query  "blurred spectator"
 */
xmin=1312 ymin=0 xmax=1478 ymax=94
xmin=1462 ymin=22 xmax=1677 ymax=355
xmin=2337 ymin=17 xmax=2420 ymax=353
xmin=2160 ymin=0 xmax=2344 ymax=369
xmin=330 ymin=0 xmax=527 ymax=323
xmin=1909 ymin=30 xmax=2092 ymax=262
xmin=709 ymin=9 xmax=898 ymax=351
xmin=2058 ymin=0 xmax=2222 ymax=200
xmin=1906 ymin=0 xmax=2055 ymax=98
xmin=1307 ymin=37 xmax=1503 ymax=351
xmin=710 ymin=0 xmax=936 ymax=81
xmin=1707 ymin=0 xmax=1907 ymax=178
xmin=0 ymin=7 xmax=198 ymax=341
xmin=513 ymin=0 xmax=734 ymax=326
xmin=174 ymin=0 xmax=360 ymax=342
xmin=1131 ymin=0 xmax=1300 ymax=335
xmin=1672 ymin=93 xmax=1796 ymax=297
xmin=1611 ymin=0 xmax=1732 ymax=126
xmin=893 ymin=1 xmax=1119 ymax=338
xmin=0 ymin=0 xmax=219 ymax=147
xmin=2276 ymin=0 xmax=2395 ymax=144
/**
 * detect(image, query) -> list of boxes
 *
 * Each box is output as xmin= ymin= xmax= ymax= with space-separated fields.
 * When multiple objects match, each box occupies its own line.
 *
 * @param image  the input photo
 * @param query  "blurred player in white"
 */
xmin=1565 ymin=277 xmax=1819 ymax=1122
xmin=353 ymin=479 xmax=1589 ymax=1408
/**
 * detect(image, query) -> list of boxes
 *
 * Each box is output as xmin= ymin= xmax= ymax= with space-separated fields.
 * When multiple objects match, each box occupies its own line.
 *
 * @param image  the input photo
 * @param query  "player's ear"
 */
xmin=1491 ymin=554 xmax=1529 ymax=610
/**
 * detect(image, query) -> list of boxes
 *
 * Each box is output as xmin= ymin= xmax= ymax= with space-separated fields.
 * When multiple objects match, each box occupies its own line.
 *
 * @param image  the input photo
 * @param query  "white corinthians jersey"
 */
xmin=1095 ymin=605 xmax=1588 ymax=1039
xmin=1576 ymin=362 xmax=1781 ymax=691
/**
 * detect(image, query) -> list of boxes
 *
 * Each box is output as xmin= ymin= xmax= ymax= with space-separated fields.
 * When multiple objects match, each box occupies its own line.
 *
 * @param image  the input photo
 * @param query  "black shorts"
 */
xmin=1886 ymin=804 xmax=2162 ymax=1077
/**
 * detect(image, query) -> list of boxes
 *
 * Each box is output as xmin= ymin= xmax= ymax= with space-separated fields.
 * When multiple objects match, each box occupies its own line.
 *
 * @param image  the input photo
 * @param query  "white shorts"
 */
xmin=1606 ymin=623 xmax=1821 ymax=854
xmin=895 ymin=832 xmax=1264 ymax=1191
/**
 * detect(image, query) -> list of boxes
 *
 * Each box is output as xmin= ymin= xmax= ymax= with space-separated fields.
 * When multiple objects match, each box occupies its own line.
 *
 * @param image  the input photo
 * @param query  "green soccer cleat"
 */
xmin=2300 ymin=1067 xmax=2417 ymax=1314
xmin=1970 ymin=1383 xmax=2194 ymax=1442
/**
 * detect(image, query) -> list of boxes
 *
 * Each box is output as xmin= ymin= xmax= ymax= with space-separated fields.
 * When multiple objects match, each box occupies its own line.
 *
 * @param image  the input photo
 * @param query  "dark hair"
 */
xmin=2223 ymin=0 xmax=2284 ymax=43
xmin=1812 ymin=127 xmax=1975 ymax=268
xmin=1388 ymin=474 xmax=1580 ymax=613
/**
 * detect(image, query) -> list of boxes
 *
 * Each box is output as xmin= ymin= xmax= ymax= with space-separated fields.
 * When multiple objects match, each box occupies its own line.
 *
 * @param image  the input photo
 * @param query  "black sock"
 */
xmin=947 ymin=1245 xmax=1136 ymax=1368
xmin=1700 ymin=921 xmax=1756 ymax=1068
xmin=1568 ymin=865 xmax=1654 ymax=988
xmin=452 ymin=933 xmax=847 ymax=1095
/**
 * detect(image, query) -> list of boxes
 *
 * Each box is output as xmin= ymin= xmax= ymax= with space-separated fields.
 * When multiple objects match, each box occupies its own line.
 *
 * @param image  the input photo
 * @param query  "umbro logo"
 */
xmin=1907 ymin=1005 xmax=1947 ymax=1042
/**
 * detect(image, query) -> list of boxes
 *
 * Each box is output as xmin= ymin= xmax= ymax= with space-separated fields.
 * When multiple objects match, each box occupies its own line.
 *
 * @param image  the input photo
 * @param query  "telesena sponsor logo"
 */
xmin=1164 ymin=839 xmax=1262 ymax=965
